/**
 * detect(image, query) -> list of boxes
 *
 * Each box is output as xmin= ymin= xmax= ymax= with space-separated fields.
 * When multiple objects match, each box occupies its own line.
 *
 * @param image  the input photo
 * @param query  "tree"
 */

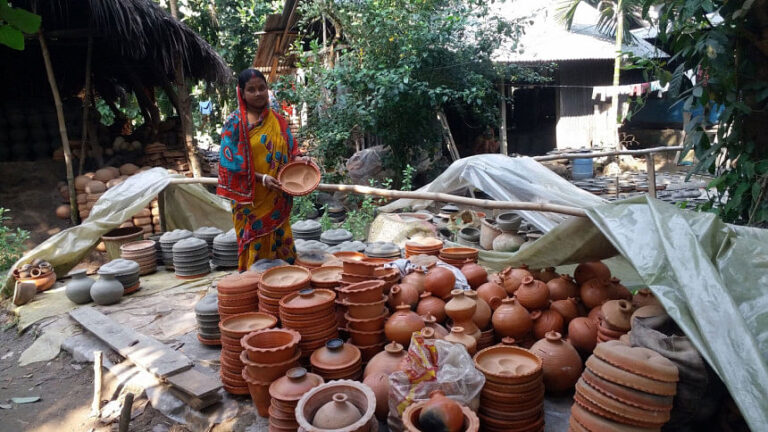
xmin=0 ymin=0 xmax=40 ymax=50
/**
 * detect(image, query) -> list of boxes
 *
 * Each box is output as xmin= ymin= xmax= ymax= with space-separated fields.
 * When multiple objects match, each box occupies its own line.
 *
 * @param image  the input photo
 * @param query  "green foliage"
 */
xmin=0 ymin=208 xmax=30 ymax=278
xmin=0 ymin=0 xmax=41 ymax=50
xmin=401 ymin=164 xmax=416 ymax=192
xmin=290 ymin=193 xmax=318 ymax=224
xmin=636 ymin=0 xmax=768 ymax=225
xmin=343 ymin=194 xmax=377 ymax=242
xmin=318 ymin=205 xmax=333 ymax=232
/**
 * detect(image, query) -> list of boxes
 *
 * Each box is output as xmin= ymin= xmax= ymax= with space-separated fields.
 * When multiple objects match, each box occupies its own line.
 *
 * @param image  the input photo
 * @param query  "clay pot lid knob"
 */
xmin=521 ymin=275 xmax=534 ymax=285
xmin=286 ymin=367 xmax=308 ymax=380
xmin=500 ymin=337 xmax=516 ymax=345
xmin=545 ymin=331 xmax=562 ymax=342
xmin=391 ymin=286 xmax=401 ymax=295
xmin=451 ymin=289 xmax=464 ymax=297
xmin=617 ymin=300 xmax=632 ymax=312
xmin=450 ymin=326 xmax=464 ymax=335
xmin=395 ymin=304 xmax=411 ymax=312
xmin=299 ymin=288 xmax=315 ymax=297
xmin=385 ymin=342 xmax=404 ymax=354
xmin=326 ymin=338 xmax=345 ymax=351
xmin=421 ymin=327 xmax=435 ymax=339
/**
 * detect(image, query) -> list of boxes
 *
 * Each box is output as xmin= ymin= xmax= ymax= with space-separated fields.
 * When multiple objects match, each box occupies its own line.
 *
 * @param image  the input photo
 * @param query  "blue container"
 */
xmin=572 ymin=158 xmax=594 ymax=180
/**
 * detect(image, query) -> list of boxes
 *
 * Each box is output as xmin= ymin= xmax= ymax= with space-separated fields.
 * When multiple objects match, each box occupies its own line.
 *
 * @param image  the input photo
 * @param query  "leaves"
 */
xmin=0 ymin=0 xmax=41 ymax=50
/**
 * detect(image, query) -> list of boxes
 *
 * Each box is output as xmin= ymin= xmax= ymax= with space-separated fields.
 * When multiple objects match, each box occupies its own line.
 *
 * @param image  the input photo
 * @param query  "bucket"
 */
xmin=101 ymin=226 xmax=144 ymax=260
xmin=572 ymin=158 xmax=593 ymax=180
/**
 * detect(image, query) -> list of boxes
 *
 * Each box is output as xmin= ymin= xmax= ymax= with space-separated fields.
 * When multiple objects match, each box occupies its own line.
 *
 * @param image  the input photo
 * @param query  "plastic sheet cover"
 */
xmin=379 ymin=154 xmax=606 ymax=232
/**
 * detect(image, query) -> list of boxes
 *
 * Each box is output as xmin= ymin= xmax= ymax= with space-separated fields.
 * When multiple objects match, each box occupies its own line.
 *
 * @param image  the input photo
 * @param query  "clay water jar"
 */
xmin=90 ymin=274 xmax=123 ymax=306
xmin=339 ymin=280 xmax=386 ymax=303
xmin=530 ymin=331 xmax=583 ymax=393
xmin=531 ymin=309 xmax=564 ymax=340
xmin=419 ymin=390 xmax=465 ymax=432
xmin=580 ymin=278 xmax=613 ymax=309
xmin=498 ymin=265 xmax=533 ymax=295
xmin=363 ymin=372 xmax=390 ymax=420
xmin=574 ymin=261 xmax=611 ymax=285
xmin=402 ymin=270 xmax=426 ymax=294
xmin=65 ymin=269 xmax=94 ymax=304
xmin=443 ymin=326 xmax=477 ymax=355
xmin=424 ymin=267 xmax=456 ymax=300
xmin=345 ymin=309 xmax=388 ymax=332
xmin=422 ymin=313 xmax=449 ymax=339
xmin=476 ymin=281 xmax=507 ymax=309
xmin=343 ymin=295 xmax=388 ymax=319
xmin=515 ymin=276 xmax=549 ymax=310
xmin=537 ymin=267 xmax=559 ymax=283
xmin=465 ymin=291 xmax=491 ymax=330
xmin=241 ymin=328 xmax=301 ymax=363
xmin=567 ymin=317 xmax=597 ymax=354
xmin=547 ymin=275 xmax=579 ymax=301
xmin=601 ymin=299 xmax=634 ymax=332
xmin=364 ymin=341 xmax=406 ymax=378
xmin=609 ymin=277 xmax=632 ymax=301
xmin=415 ymin=292 xmax=446 ymax=323
xmin=388 ymin=283 xmax=420 ymax=310
xmin=549 ymin=297 xmax=580 ymax=324
xmin=403 ymin=399 xmax=480 ymax=432
xmin=632 ymin=288 xmax=661 ymax=309
xmin=491 ymin=297 xmax=532 ymax=339
xmin=444 ymin=289 xmax=481 ymax=341
xmin=460 ymin=263 xmax=487 ymax=290
xmin=384 ymin=305 xmax=425 ymax=347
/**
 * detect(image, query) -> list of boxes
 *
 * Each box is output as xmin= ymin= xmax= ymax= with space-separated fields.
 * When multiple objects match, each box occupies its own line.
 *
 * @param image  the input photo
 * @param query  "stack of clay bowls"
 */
xmin=292 ymin=220 xmax=322 ymax=241
xmin=218 ymin=312 xmax=277 ymax=395
xmin=268 ymin=367 xmax=324 ymax=431
xmin=194 ymin=226 xmax=223 ymax=255
xmin=365 ymin=241 xmax=401 ymax=259
xmin=295 ymin=380 xmax=377 ymax=432
xmin=473 ymin=342 xmax=545 ymax=432
xmin=212 ymin=229 xmax=239 ymax=269
xmin=217 ymin=272 xmax=260 ymax=320
xmin=571 ymin=340 xmax=678 ymax=431
xmin=439 ymin=247 xmax=479 ymax=267
xmin=339 ymin=257 xmax=399 ymax=294
xmin=279 ymin=288 xmax=339 ymax=360
xmin=258 ymin=265 xmax=311 ymax=317
xmin=172 ymin=237 xmax=211 ymax=279
xmin=296 ymin=248 xmax=333 ymax=269
xmin=120 ymin=240 xmax=158 ymax=275
xmin=147 ymin=233 xmax=164 ymax=265
xmin=195 ymin=292 xmax=221 ymax=345
xmin=98 ymin=258 xmax=141 ymax=294
xmin=240 ymin=328 xmax=302 ymax=416
xmin=404 ymin=237 xmax=444 ymax=257
xmin=326 ymin=240 xmax=367 ymax=254
xmin=159 ymin=229 xmax=192 ymax=269
xmin=309 ymin=266 xmax=345 ymax=328
xmin=310 ymin=338 xmax=363 ymax=381
xmin=320 ymin=228 xmax=354 ymax=246
xmin=339 ymin=280 xmax=389 ymax=360
xmin=598 ymin=299 xmax=634 ymax=343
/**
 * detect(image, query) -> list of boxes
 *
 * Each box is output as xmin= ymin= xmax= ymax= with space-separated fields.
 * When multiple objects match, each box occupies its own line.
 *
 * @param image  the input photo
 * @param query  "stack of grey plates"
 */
xmin=295 ymin=239 xmax=329 ymax=254
xmin=195 ymin=292 xmax=220 ymax=345
xmin=365 ymin=241 xmax=402 ymax=258
xmin=211 ymin=229 xmax=238 ymax=268
xmin=292 ymin=220 xmax=322 ymax=241
xmin=172 ymin=237 xmax=211 ymax=278
xmin=159 ymin=229 xmax=192 ymax=269
xmin=148 ymin=233 xmax=164 ymax=266
xmin=193 ymin=226 xmax=224 ymax=255
xmin=326 ymin=240 xmax=367 ymax=254
xmin=326 ymin=203 xmax=347 ymax=222
xmin=320 ymin=228 xmax=353 ymax=246
xmin=98 ymin=258 xmax=141 ymax=294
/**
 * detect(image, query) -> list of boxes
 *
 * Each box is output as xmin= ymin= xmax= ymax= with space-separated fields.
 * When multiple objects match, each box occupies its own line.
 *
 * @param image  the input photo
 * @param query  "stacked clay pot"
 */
xmin=295 ymin=380 xmax=378 ymax=432
xmin=402 ymin=390 xmax=480 ymax=432
xmin=445 ymin=289 xmax=481 ymax=343
xmin=193 ymin=226 xmax=223 ymax=256
xmin=211 ymin=229 xmax=239 ymax=269
xmin=172 ymin=237 xmax=211 ymax=279
xmin=218 ymin=312 xmax=277 ymax=394
xmin=268 ymin=367 xmax=324 ymax=431
xmin=385 ymin=304 xmax=425 ymax=348
xmin=571 ymin=340 xmax=678 ymax=431
xmin=240 ymin=328 xmax=302 ymax=416
xmin=309 ymin=265 xmax=345 ymax=328
xmin=311 ymin=338 xmax=363 ymax=381
xmin=195 ymin=292 xmax=221 ymax=345
xmin=159 ymin=229 xmax=193 ymax=269
xmin=473 ymin=341 xmax=545 ymax=432
xmin=120 ymin=239 xmax=157 ymax=275
xmin=530 ymin=331 xmax=583 ymax=394
xmin=340 ymin=280 xmax=390 ymax=359
xmin=217 ymin=272 xmax=260 ymax=320
xmin=598 ymin=299 xmax=634 ymax=343
xmin=404 ymin=237 xmax=443 ymax=257
xmin=12 ymin=260 xmax=57 ymax=292
xmin=279 ymin=288 xmax=339 ymax=360
xmin=339 ymin=255 xmax=400 ymax=295
xmin=438 ymin=247 xmax=479 ymax=268
xmin=257 ymin=265 xmax=311 ymax=316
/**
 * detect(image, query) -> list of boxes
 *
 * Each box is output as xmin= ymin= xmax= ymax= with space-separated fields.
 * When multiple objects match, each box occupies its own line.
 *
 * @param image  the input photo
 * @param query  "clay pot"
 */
xmin=444 ymin=289 xmax=481 ymax=341
xmin=364 ymin=341 xmax=406 ymax=379
xmin=389 ymin=283 xmax=420 ymax=310
xmin=241 ymin=328 xmax=301 ymax=363
xmin=608 ymin=277 xmax=632 ymax=301
xmin=476 ymin=281 xmax=507 ymax=309
xmin=339 ymin=280 xmax=386 ymax=303
xmin=384 ymin=305 xmax=425 ymax=347
xmin=403 ymin=399 xmax=480 ymax=432
xmin=311 ymin=339 xmax=362 ymax=376
xmin=531 ymin=309 xmax=564 ymax=340
xmin=90 ymin=274 xmax=123 ymax=305
xmin=480 ymin=218 xmax=502 ymax=250
xmin=579 ymin=278 xmax=613 ymax=309
xmin=343 ymin=295 xmax=388 ymax=319
xmin=295 ymin=380 xmax=376 ymax=432
xmin=464 ymin=291 xmax=491 ymax=330
xmin=65 ymin=269 xmax=94 ymax=304
xmin=55 ymin=204 xmax=71 ymax=220
xmin=549 ymin=297 xmax=580 ymax=324
xmin=632 ymin=288 xmax=661 ymax=309
xmin=424 ymin=267 xmax=456 ymax=299
xmin=491 ymin=298 xmax=532 ymax=339
xmin=530 ymin=331 xmax=583 ymax=393
xmin=537 ymin=267 xmax=559 ymax=283
xmin=269 ymin=367 xmax=325 ymax=403
xmin=601 ymin=299 xmax=634 ymax=332
xmin=587 ymin=305 xmax=604 ymax=325
xmin=348 ymin=328 xmax=386 ymax=347
xmin=345 ymin=310 xmax=388 ymax=332
xmin=567 ymin=317 xmax=597 ymax=354
xmin=419 ymin=390 xmax=465 ymax=432
xmin=460 ymin=263 xmax=487 ymax=290
xmin=515 ymin=276 xmax=550 ymax=310
xmin=473 ymin=343 xmax=542 ymax=384
xmin=402 ymin=270 xmax=426 ymax=294
xmin=498 ymin=266 xmax=533 ymax=295
xmin=363 ymin=372 xmax=390 ymax=420
xmin=574 ymin=261 xmax=611 ymax=285
xmin=422 ymin=313 xmax=449 ymax=339
xmin=415 ymin=292 xmax=446 ymax=323
xmin=312 ymin=393 xmax=362 ymax=429
xmin=443 ymin=326 xmax=477 ymax=355
xmin=492 ymin=232 xmax=525 ymax=252
xmin=547 ymin=275 xmax=579 ymax=301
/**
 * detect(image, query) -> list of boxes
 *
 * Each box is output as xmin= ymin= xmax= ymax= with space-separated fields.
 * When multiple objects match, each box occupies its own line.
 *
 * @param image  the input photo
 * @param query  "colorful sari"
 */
xmin=217 ymin=90 xmax=299 ymax=270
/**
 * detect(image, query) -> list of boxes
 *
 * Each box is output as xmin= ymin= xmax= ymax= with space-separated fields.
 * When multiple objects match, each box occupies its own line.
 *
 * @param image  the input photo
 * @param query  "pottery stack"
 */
xmin=340 ymin=279 xmax=390 ymax=359
xmin=159 ymin=229 xmax=193 ymax=269
xmin=404 ymin=237 xmax=443 ymax=258
xmin=218 ymin=312 xmax=278 ymax=395
xmin=295 ymin=380 xmax=378 ymax=432
xmin=309 ymin=266 xmax=345 ymax=328
xmin=240 ymin=328 xmax=302 ymax=416
xmin=120 ymin=240 xmax=158 ymax=275
xmin=310 ymin=338 xmax=363 ymax=381
xmin=439 ymin=247 xmax=479 ymax=268
xmin=598 ymin=299 xmax=634 ymax=343
xmin=172 ymin=237 xmax=211 ymax=279
xmin=473 ymin=343 xmax=546 ymax=432
xmin=365 ymin=241 xmax=402 ymax=259
xmin=320 ymin=228 xmax=354 ymax=246
xmin=292 ymin=220 xmax=322 ymax=241
xmin=570 ymin=340 xmax=678 ymax=431
xmin=12 ymin=260 xmax=57 ymax=293
xmin=194 ymin=226 xmax=223 ymax=255
xmin=195 ymin=292 xmax=221 ymax=345
xmin=217 ymin=272 xmax=260 ymax=320
xmin=268 ymin=367 xmax=324 ymax=431
xmin=148 ymin=233 xmax=164 ymax=265
xmin=279 ymin=288 xmax=339 ymax=360
xmin=339 ymin=256 xmax=400 ymax=294
xmin=98 ymin=258 xmax=141 ymax=294
xmin=257 ymin=265 xmax=311 ymax=317
xmin=210 ymin=229 xmax=238 ymax=269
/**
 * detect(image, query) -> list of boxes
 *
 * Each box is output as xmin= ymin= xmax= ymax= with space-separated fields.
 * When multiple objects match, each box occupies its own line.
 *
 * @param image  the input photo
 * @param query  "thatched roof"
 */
xmin=0 ymin=0 xmax=231 ymax=102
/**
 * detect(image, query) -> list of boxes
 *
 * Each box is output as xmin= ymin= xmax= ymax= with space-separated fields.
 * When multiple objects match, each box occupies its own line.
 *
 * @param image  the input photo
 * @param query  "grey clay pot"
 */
xmin=65 ymin=269 xmax=95 ymax=304
xmin=90 ymin=274 xmax=124 ymax=305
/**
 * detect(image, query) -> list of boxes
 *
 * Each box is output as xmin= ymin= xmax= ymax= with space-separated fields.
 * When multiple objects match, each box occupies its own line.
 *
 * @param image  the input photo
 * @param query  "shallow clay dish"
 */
xmin=575 ymin=378 xmax=670 ymax=426
xmin=581 ymin=368 xmax=673 ymax=411
xmin=343 ymin=296 xmax=388 ymax=319
xmin=260 ymin=265 xmax=311 ymax=291
xmin=310 ymin=266 xmax=343 ymax=286
xmin=585 ymin=356 xmax=677 ymax=396
xmin=474 ymin=345 xmax=543 ymax=384
xmin=593 ymin=340 xmax=679 ymax=383
xmin=219 ymin=312 xmax=277 ymax=339
xmin=570 ymin=403 xmax=657 ymax=432
xmin=439 ymin=247 xmax=479 ymax=259
xmin=279 ymin=288 xmax=336 ymax=314
xmin=277 ymin=161 xmax=321 ymax=196
xmin=338 ymin=280 xmax=386 ymax=303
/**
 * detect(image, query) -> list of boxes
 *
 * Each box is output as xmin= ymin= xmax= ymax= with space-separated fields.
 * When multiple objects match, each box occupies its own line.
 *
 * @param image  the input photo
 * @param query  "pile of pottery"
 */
xmin=439 ymin=247 xmax=479 ymax=267
xmin=292 ymin=220 xmax=322 ymax=241
xmin=218 ymin=312 xmax=278 ymax=395
xmin=90 ymin=272 xmax=124 ymax=306
xmin=384 ymin=304 xmax=425 ymax=349
xmin=364 ymin=241 xmax=401 ymax=259
xmin=172 ymin=237 xmax=211 ymax=279
xmin=402 ymin=390 xmax=480 ymax=432
xmin=279 ymin=288 xmax=339 ymax=360
xmin=474 ymin=343 xmax=545 ymax=431
xmin=217 ymin=272 xmax=260 ymax=320
xmin=571 ymin=340 xmax=678 ymax=431
xmin=326 ymin=240 xmax=367 ymax=254
xmin=310 ymin=338 xmax=363 ymax=381
xmin=340 ymin=279 xmax=391 ymax=358
xmin=404 ymin=237 xmax=443 ymax=258
xmin=258 ymin=265 xmax=311 ymax=316
xmin=240 ymin=328 xmax=302 ymax=416
xmin=321 ymin=228 xmax=354 ymax=246
xmin=457 ymin=226 xmax=481 ymax=248
xmin=268 ymin=367 xmax=324 ymax=431
xmin=295 ymin=380 xmax=378 ymax=432
xmin=159 ymin=229 xmax=193 ymax=269
xmin=120 ymin=240 xmax=158 ymax=275
xmin=212 ymin=229 xmax=239 ymax=268
xmin=194 ymin=226 xmax=223 ymax=255
xmin=195 ymin=292 xmax=221 ymax=345
xmin=98 ymin=258 xmax=141 ymax=294
xmin=148 ymin=233 xmax=164 ymax=265
xmin=12 ymin=259 xmax=56 ymax=292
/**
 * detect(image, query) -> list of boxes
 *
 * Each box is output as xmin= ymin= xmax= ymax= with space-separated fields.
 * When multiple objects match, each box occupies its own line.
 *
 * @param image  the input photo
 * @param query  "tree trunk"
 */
xmin=79 ymin=33 xmax=93 ymax=175
xmin=611 ymin=1 xmax=624 ymax=148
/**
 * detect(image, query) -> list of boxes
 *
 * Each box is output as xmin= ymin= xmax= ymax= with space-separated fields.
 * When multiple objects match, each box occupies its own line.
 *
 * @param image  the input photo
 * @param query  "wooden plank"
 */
xmin=69 ymin=307 xmax=139 ymax=353
xmin=168 ymin=387 xmax=222 ymax=411
xmin=166 ymin=368 xmax=222 ymax=399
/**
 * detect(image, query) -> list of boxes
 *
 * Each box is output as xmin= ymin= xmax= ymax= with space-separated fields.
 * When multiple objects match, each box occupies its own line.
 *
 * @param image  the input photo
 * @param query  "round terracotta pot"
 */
xmin=443 ymin=326 xmax=477 ymax=355
xmin=609 ymin=277 xmax=632 ymax=301
xmin=515 ymin=276 xmax=549 ymax=310
xmin=567 ymin=317 xmax=597 ymax=354
xmin=363 ymin=341 xmax=405 ymax=378
xmin=363 ymin=372 xmax=390 ymax=420
xmin=465 ymin=291 xmax=491 ymax=330
xmin=546 ymin=275 xmax=579 ymax=301
xmin=580 ymin=278 xmax=613 ymax=309
xmin=422 ymin=314 xmax=449 ymax=339
xmin=588 ymin=305 xmax=604 ymax=325
xmin=343 ymin=295 xmax=388 ymax=319
xmin=418 ymin=390 xmax=465 ymax=432
xmin=531 ymin=309 xmax=564 ymax=340
xmin=241 ymin=328 xmax=301 ymax=363
xmin=402 ymin=398 xmax=479 ymax=432
xmin=415 ymin=292 xmax=446 ymax=323
xmin=460 ymin=263 xmax=487 ymax=290
xmin=402 ymin=270 xmax=426 ymax=294
xmin=574 ymin=261 xmax=611 ymax=285
xmin=498 ymin=266 xmax=533 ymax=295
xmin=384 ymin=305 xmax=425 ymax=347
xmin=241 ymin=349 xmax=302 ymax=382
xmin=345 ymin=310 xmax=389 ymax=332
xmin=537 ymin=267 xmax=559 ymax=283
xmin=491 ymin=297 xmax=532 ymax=339
xmin=530 ymin=331 xmax=583 ymax=393
xmin=389 ymin=283 xmax=420 ymax=310
xmin=549 ymin=298 xmax=580 ymax=324
xmin=424 ymin=267 xmax=456 ymax=300
xmin=476 ymin=281 xmax=507 ymax=309
xmin=444 ymin=289 xmax=476 ymax=322
xmin=632 ymin=288 xmax=661 ymax=309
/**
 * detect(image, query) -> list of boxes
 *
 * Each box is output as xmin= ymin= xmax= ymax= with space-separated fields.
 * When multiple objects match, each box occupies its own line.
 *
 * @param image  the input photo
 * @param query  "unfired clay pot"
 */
xmin=547 ymin=275 xmax=579 ymax=301
xmin=443 ymin=326 xmax=477 ymax=355
xmin=601 ymin=299 xmax=634 ymax=332
xmin=65 ymin=269 xmax=94 ymax=304
xmin=385 ymin=305 xmax=425 ymax=347
xmin=389 ymin=283 xmax=420 ymax=310
xmin=364 ymin=341 xmax=406 ymax=379
xmin=515 ymin=276 xmax=550 ymax=310
xmin=424 ymin=267 xmax=455 ymax=300
xmin=418 ymin=390 xmax=465 ymax=432
xmin=580 ymin=278 xmax=613 ymax=309
xmin=530 ymin=331 xmax=583 ymax=393
xmin=415 ymin=292 xmax=446 ymax=323
xmin=491 ymin=297 xmax=532 ymax=339
xmin=90 ymin=274 xmax=123 ymax=305
xmin=460 ymin=263 xmax=487 ymax=290
xmin=476 ymin=281 xmax=507 ymax=309
xmin=574 ymin=261 xmax=611 ymax=285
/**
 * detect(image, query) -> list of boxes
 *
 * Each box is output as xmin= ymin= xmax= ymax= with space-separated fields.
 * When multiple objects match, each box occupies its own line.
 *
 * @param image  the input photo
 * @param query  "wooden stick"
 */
xmin=647 ymin=152 xmax=657 ymax=199
xmin=533 ymin=146 xmax=683 ymax=162
xmin=79 ymin=32 xmax=93 ymax=175
xmin=39 ymin=31 xmax=79 ymax=225
xmin=118 ymin=392 xmax=134 ymax=432
xmin=91 ymin=351 xmax=103 ymax=416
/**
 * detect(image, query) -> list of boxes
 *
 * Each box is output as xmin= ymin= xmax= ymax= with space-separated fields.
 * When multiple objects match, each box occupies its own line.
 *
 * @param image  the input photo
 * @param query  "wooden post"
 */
xmin=118 ymin=392 xmax=134 ymax=432
xmin=646 ymin=152 xmax=657 ymax=199
xmin=91 ymin=350 xmax=103 ymax=416
xmin=79 ymin=33 xmax=93 ymax=175
xmin=499 ymin=81 xmax=508 ymax=156
xmin=39 ymin=32 xmax=79 ymax=225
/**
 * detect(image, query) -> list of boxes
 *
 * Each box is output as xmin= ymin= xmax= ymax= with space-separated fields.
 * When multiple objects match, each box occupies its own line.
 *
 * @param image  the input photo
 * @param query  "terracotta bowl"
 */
xmin=218 ymin=303 xmax=257 ymax=315
xmin=353 ymin=341 xmax=387 ymax=362
xmin=343 ymin=296 xmax=388 ymax=319
xmin=341 ymin=258 xmax=380 ymax=277
xmin=259 ymin=265 xmax=311 ymax=292
xmin=241 ymin=349 xmax=302 ymax=382
xmin=219 ymin=312 xmax=277 ymax=339
xmin=348 ymin=328 xmax=386 ymax=346
xmin=439 ymin=247 xmax=479 ymax=260
xmin=218 ymin=296 xmax=259 ymax=308
xmin=279 ymin=288 xmax=337 ymax=314
xmin=17 ymin=273 xmax=57 ymax=292
xmin=345 ymin=310 xmax=389 ymax=332
xmin=341 ymin=272 xmax=376 ymax=284
xmin=295 ymin=380 xmax=376 ymax=432
xmin=403 ymin=400 xmax=480 ymax=432
xmin=339 ymin=280 xmax=386 ymax=303
xmin=241 ymin=328 xmax=301 ymax=363
xmin=333 ymin=251 xmax=366 ymax=261
xmin=310 ymin=266 xmax=343 ymax=287
xmin=482 ymin=378 xmax=545 ymax=395
xmin=473 ymin=345 xmax=543 ymax=385
xmin=277 ymin=161 xmax=321 ymax=196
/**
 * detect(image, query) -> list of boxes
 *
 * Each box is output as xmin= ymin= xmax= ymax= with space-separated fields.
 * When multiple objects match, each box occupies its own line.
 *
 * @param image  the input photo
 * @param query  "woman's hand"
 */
xmin=262 ymin=174 xmax=282 ymax=191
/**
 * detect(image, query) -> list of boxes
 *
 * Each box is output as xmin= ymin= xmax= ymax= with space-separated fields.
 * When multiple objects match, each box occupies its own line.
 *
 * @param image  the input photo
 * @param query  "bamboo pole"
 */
xmin=39 ymin=32 xmax=79 ymax=225
xmin=646 ymin=152 xmax=657 ymax=199
xmin=118 ymin=392 xmax=134 ymax=432
xmin=90 ymin=351 xmax=103 ymax=416
xmin=532 ymin=146 xmax=683 ymax=162
xmin=79 ymin=33 xmax=93 ymax=175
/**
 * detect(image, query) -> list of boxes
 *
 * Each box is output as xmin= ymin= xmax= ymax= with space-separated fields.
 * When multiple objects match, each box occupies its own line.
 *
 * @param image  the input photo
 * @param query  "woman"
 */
xmin=217 ymin=69 xmax=304 ymax=270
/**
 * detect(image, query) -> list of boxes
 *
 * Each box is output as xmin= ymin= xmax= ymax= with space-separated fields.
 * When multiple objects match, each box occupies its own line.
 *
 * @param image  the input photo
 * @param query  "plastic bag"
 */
xmin=387 ymin=332 xmax=485 ymax=431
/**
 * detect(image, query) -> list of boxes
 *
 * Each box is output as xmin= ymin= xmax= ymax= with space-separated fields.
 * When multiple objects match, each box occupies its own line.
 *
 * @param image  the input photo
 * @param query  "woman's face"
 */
xmin=243 ymin=76 xmax=268 ymax=111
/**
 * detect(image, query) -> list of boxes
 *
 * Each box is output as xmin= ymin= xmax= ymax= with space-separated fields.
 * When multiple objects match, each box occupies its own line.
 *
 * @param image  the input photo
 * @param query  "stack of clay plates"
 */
xmin=212 ymin=229 xmax=239 ymax=269
xmin=365 ymin=241 xmax=401 ymax=259
xmin=172 ymin=237 xmax=211 ymax=279
xmin=159 ymin=229 xmax=193 ymax=269
xmin=279 ymin=288 xmax=339 ymax=360
xmin=326 ymin=240 xmax=367 ymax=254
xmin=439 ymin=247 xmax=479 ymax=267
xmin=98 ymin=259 xmax=141 ymax=294
xmin=120 ymin=240 xmax=158 ymax=275
xmin=194 ymin=226 xmax=224 ymax=255
xmin=292 ymin=220 xmax=322 ymax=241
xmin=571 ymin=340 xmax=678 ymax=431
xmin=405 ymin=237 xmax=444 ymax=258
xmin=195 ymin=292 xmax=221 ymax=345
xmin=148 ymin=233 xmax=164 ymax=265
xmin=320 ymin=229 xmax=353 ymax=246
xmin=295 ymin=239 xmax=328 ymax=254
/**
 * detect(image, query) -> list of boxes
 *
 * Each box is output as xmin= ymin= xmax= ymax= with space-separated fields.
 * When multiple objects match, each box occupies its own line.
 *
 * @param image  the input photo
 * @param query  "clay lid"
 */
xmin=310 ymin=266 xmax=342 ymax=284
xmin=98 ymin=258 xmax=140 ymax=276
xmin=310 ymin=338 xmax=362 ymax=371
xmin=439 ymin=247 xmax=479 ymax=259
xmin=217 ymin=273 xmax=258 ymax=293
xmin=260 ymin=265 xmax=311 ymax=289
xmin=159 ymin=229 xmax=193 ymax=243
xmin=269 ymin=367 xmax=325 ymax=402
xmin=474 ymin=345 xmax=542 ymax=380
xmin=602 ymin=300 xmax=634 ymax=332
xmin=194 ymin=226 xmax=223 ymax=238
xmin=219 ymin=312 xmax=277 ymax=336
xmin=279 ymin=288 xmax=336 ymax=313
xmin=172 ymin=237 xmax=208 ymax=253
xmin=593 ymin=340 xmax=679 ymax=383
xmin=120 ymin=240 xmax=156 ymax=253
xmin=194 ymin=292 xmax=219 ymax=315
xmin=277 ymin=161 xmax=321 ymax=196
xmin=212 ymin=229 xmax=237 ymax=246
xmin=364 ymin=241 xmax=401 ymax=257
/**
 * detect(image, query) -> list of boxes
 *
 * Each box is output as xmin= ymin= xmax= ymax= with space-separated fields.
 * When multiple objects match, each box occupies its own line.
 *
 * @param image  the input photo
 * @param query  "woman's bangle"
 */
xmin=262 ymin=174 xmax=267 ymax=186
